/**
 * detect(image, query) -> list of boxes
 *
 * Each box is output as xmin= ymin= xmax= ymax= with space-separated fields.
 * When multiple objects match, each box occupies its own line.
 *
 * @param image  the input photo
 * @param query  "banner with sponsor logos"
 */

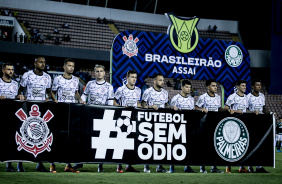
xmin=111 ymin=13 xmax=251 ymax=100
xmin=0 ymin=101 xmax=274 ymax=166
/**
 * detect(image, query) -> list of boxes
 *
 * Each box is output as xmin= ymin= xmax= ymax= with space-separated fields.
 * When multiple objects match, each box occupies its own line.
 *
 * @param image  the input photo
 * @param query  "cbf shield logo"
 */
xmin=166 ymin=13 xmax=199 ymax=53
xmin=15 ymin=105 xmax=54 ymax=157
xmin=214 ymin=117 xmax=249 ymax=162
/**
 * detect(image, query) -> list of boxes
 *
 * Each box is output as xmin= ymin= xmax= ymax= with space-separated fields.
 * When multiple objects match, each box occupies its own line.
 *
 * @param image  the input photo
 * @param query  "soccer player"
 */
xmin=195 ymin=79 xmax=228 ymax=173
xmin=170 ymin=79 xmax=197 ymax=173
xmin=276 ymin=118 xmax=282 ymax=152
xmin=17 ymin=56 xmax=52 ymax=172
xmin=114 ymin=69 xmax=141 ymax=173
xmin=80 ymin=64 xmax=114 ymax=172
xmin=0 ymin=62 xmax=25 ymax=172
xmin=224 ymin=80 xmax=249 ymax=173
xmin=141 ymin=73 xmax=170 ymax=173
xmin=246 ymin=79 xmax=271 ymax=173
xmin=50 ymin=58 xmax=83 ymax=173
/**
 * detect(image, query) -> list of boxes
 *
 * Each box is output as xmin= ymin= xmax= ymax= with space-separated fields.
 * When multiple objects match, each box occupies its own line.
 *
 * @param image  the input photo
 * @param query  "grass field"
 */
xmin=0 ymin=152 xmax=281 ymax=184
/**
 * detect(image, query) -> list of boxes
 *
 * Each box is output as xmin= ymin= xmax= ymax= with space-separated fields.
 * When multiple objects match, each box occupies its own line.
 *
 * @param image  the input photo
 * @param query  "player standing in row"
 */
xmin=170 ymin=79 xmax=197 ymax=173
xmin=18 ymin=56 xmax=52 ymax=172
xmin=246 ymin=79 xmax=270 ymax=173
xmin=224 ymin=80 xmax=249 ymax=173
xmin=195 ymin=79 xmax=228 ymax=173
xmin=114 ymin=69 xmax=141 ymax=173
xmin=80 ymin=64 xmax=114 ymax=172
xmin=0 ymin=62 xmax=25 ymax=172
xmin=141 ymin=73 xmax=170 ymax=173
xmin=276 ymin=117 xmax=282 ymax=152
xmin=50 ymin=58 xmax=83 ymax=173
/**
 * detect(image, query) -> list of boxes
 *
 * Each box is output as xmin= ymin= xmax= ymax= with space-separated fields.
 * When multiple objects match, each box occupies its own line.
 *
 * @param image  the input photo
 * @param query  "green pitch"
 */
xmin=1 ymin=152 xmax=281 ymax=184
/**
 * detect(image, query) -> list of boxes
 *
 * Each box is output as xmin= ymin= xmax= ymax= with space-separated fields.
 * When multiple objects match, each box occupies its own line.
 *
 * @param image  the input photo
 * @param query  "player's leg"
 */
xmin=144 ymin=165 xmax=150 ymax=173
xmin=211 ymin=166 xmax=224 ymax=173
xmin=200 ymin=166 xmax=207 ymax=173
xmin=65 ymin=163 xmax=80 ymax=173
xmin=36 ymin=162 xmax=48 ymax=172
xmin=117 ymin=164 xmax=123 ymax=173
xmin=125 ymin=164 xmax=140 ymax=172
xmin=50 ymin=162 xmax=56 ymax=173
xmin=239 ymin=166 xmax=250 ymax=173
xmin=17 ymin=162 xmax=24 ymax=172
xmin=226 ymin=166 xmax=231 ymax=173
xmin=169 ymin=165 xmax=175 ymax=173
xmin=98 ymin=164 xmax=103 ymax=172
xmin=184 ymin=165 xmax=196 ymax=173
xmin=156 ymin=165 xmax=169 ymax=173
xmin=6 ymin=162 xmax=15 ymax=172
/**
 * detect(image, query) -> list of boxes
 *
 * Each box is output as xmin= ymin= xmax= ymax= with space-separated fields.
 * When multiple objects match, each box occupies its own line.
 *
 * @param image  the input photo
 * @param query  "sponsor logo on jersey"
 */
xmin=225 ymin=45 xmax=243 ymax=67
xmin=15 ymin=105 xmax=54 ymax=157
xmin=214 ymin=117 xmax=249 ymax=162
xmin=122 ymin=34 xmax=139 ymax=58
xmin=166 ymin=13 xmax=199 ymax=53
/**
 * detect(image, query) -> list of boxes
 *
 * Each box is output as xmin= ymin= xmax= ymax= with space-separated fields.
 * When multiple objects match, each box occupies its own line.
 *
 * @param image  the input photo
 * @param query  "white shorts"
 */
xmin=276 ymin=134 xmax=282 ymax=141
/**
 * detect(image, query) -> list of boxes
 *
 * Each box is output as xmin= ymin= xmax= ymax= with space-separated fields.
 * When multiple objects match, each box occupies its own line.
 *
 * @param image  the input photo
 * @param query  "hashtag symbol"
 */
xmin=92 ymin=110 xmax=134 ymax=159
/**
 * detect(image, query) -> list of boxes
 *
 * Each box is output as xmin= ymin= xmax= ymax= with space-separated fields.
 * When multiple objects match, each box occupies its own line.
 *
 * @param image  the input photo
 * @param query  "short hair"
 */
xmin=34 ymin=56 xmax=45 ymax=63
xmin=251 ymin=79 xmax=261 ymax=86
xmin=94 ymin=64 xmax=105 ymax=71
xmin=182 ymin=79 xmax=191 ymax=86
xmin=2 ymin=62 xmax=14 ymax=70
xmin=153 ymin=73 xmax=163 ymax=79
xmin=64 ymin=58 xmax=75 ymax=65
xmin=206 ymin=79 xmax=216 ymax=86
xmin=236 ymin=79 xmax=247 ymax=86
xmin=126 ymin=69 xmax=137 ymax=77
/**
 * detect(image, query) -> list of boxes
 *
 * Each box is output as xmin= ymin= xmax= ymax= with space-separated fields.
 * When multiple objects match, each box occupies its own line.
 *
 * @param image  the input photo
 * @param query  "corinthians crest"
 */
xmin=15 ymin=105 xmax=54 ymax=157
xmin=122 ymin=34 xmax=139 ymax=58
xmin=214 ymin=117 xmax=249 ymax=162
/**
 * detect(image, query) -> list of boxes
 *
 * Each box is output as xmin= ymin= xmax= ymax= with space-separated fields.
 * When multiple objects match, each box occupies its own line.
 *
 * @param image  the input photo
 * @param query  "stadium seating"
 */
xmin=3 ymin=7 xmax=234 ymax=51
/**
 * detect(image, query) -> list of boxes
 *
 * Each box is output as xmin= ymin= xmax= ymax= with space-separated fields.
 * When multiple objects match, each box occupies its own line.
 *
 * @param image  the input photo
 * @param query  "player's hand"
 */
xmin=254 ymin=110 xmax=259 ymax=115
xmin=228 ymin=109 xmax=234 ymax=114
xmin=0 ymin=96 xmax=5 ymax=100
xmin=152 ymin=105 xmax=158 ymax=110
xmin=17 ymin=94 xmax=25 ymax=100
xmin=237 ymin=110 xmax=243 ymax=114
xmin=143 ymin=106 xmax=148 ymax=109
xmin=173 ymin=106 xmax=178 ymax=111
xmin=54 ymin=99 xmax=58 ymax=103
xmin=79 ymin=99 xmax=86 ymax=104
xmin=202 ymin=108 xmax=208 ymax=113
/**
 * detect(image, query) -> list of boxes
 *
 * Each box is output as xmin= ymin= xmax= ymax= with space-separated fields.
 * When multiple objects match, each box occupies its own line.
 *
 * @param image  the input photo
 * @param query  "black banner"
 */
xmin=0 ymin=100 xmax=274 ymax=166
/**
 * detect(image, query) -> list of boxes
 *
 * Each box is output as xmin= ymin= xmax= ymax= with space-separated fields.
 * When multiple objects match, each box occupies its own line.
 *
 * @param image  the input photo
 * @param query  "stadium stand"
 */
xmin=2 ymin=7 xmax=234 ymax=52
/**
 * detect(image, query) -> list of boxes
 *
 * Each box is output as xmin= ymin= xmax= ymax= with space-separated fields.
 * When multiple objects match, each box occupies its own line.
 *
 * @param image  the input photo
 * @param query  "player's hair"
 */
xmin=251 ymin=79 xmax=262 ymax=86
xmin=94 ymin=64 xmax=105 ymax=71
xmin=206 ymin=79 xmax=216 ymax=86
xmin=126 ymin=69 xmax=137 ymax=77
xmin=34 ymin=56 xmax=45 ymax=63
xmin=153 ymin=73 xmax=163 ymax=79
xmin=2 ymin=62 xmax=14 ymax=70
xmin=64 ymin=58 xmax=75 ymax=65
xmin=236 ymin=79 xmax=247 ymax=86
xmin=182 ymin=79 xmax=191 ymax=86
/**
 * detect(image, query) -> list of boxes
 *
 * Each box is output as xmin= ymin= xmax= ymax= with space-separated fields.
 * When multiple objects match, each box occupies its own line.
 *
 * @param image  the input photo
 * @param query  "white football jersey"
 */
xmin=170 ymin=93 xmax=194 ymax=110
xmin=115 ymin=85 xmax=141 ymax=107
xmin=246 ymin=92 xmax=265 ymax=114
xmin=0 ymin=78 xmax=18 ymax=99
xmin=20 ymin=70 xmax=51 ymax=100
xmin=51 ymin=75 xmax=79 ymax=103
xmin=225 ymin=93 xmax=248 ymax=112
xmin=82 ymin=80 xmax=114 ymax=105
xmin=196 ymin=92 xmax=221 ymax=112
xmin=142 ymin=87 xmax=168 ymax=108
